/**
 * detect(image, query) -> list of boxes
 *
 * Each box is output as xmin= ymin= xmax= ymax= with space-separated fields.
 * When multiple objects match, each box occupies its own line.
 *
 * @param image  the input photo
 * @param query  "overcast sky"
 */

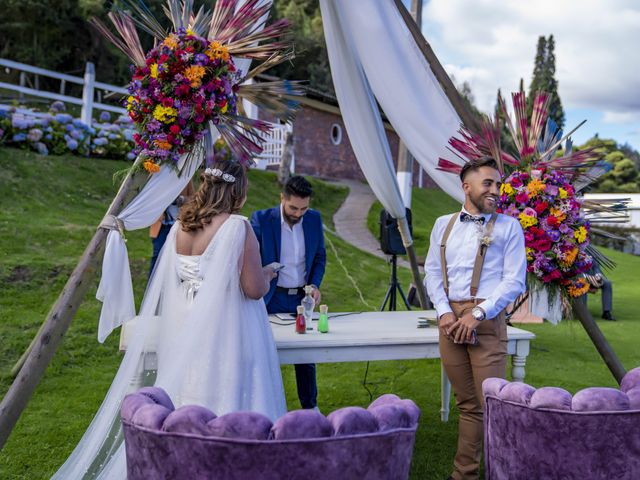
xmin=417 ymin=0 xmax=640 ymax=149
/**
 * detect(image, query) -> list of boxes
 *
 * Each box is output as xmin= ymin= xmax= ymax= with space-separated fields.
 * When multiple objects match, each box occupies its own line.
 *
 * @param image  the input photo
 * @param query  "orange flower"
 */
xmin=184 ymin=65 xmax=206 ymax=88
xmin=205 ymin=41 xmax=230 ymax=62
xmin=154 ymin=139 xmax=172 ymax=150
xmin=568 ymin=279 xmax=590 ymax=297
xmin=143 ymin=161 xmax=161 ymax=173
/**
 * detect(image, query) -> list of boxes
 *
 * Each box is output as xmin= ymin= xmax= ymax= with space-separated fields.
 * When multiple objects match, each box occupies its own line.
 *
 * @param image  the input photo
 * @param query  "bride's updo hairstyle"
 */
xmin=179 ymin=160 xmax=248 ymax=232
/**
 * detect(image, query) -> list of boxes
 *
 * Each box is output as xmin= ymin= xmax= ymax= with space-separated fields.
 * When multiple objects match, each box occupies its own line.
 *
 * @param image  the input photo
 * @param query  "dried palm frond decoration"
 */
xmin=91 ymin=0 xmax=304 ymax=172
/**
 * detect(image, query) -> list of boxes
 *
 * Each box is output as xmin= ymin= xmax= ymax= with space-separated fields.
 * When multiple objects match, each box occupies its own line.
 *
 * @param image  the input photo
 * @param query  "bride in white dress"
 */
xmin=54 ymin=160 xmax=286 ymax=479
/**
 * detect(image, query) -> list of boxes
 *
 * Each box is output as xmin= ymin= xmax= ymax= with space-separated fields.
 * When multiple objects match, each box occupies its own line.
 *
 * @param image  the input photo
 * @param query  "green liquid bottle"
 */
xmin=318 ymin=304 xmax=329 ymax=333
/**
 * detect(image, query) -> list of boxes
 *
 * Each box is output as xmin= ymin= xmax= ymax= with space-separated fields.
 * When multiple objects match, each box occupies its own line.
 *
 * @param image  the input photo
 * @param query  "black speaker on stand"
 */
xmin=379 ymin=208 xmax=412 ymax=311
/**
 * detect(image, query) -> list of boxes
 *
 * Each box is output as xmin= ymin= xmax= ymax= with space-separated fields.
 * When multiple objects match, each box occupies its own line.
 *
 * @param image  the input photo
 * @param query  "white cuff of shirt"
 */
xmin=435 ymin=302 xmax=453 ymax=319
xmin=477 ymin=299 xmax=496 ymax=320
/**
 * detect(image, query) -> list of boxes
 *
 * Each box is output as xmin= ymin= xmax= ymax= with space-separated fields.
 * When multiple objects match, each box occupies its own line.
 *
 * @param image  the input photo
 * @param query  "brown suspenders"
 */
xmin=439 ymin=213 xmax=498 ymax=299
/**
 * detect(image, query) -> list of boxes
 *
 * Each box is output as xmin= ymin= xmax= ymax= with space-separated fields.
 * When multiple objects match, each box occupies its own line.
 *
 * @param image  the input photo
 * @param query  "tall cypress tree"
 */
xmin=527 ymin=35 xmax=565 ymax=130
xmin=527 ymin=36 xmax=547 ymax=103
xmin=544 ymin=35 xmax=565 ymax=130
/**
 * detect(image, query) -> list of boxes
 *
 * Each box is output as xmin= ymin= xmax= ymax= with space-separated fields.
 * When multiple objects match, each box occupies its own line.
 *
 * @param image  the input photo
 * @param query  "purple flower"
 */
xmin=66 ymin=139 xmax=79 ymax=150
xmin=27 ymin=128 xmax=43 ymax=142
xmin=12 ymin=133 xmax=27 ymax=142
xmin=55 ymin=113 xmax=73 ymax=124
xmin=50 ymin=101 xmax=66 ymax=113
xmin=126 ymin=152 xmax=136 ymax=161
xmin=147 ymin=119 xmax=162 ymax=132
xmin=99 ymin=111 xmax=111 ymax=122
xmin=548 ymin=230 xmax=562 ymax=242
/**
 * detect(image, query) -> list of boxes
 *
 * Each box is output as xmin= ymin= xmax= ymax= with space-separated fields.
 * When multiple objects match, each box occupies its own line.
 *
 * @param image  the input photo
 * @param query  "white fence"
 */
xmin=0 ymin=57 xmax=291 ymax=169
xmin=0 ymin=58 xmax=127 ymax=124
xmin=254 ymin=122 xmax=293 ymax=170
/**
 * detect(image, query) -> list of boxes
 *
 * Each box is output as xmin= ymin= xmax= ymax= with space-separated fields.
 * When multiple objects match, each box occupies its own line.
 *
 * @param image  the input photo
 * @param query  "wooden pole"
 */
xmin=0 ymin=164 xmax=146 ymax=450
xmin=572 ymin=299 xmax=626 ymax=384
xmin=392 ymin=0 xmax=481 ymax=133
xmin=397 ymin=217 xmax=428 ymax=309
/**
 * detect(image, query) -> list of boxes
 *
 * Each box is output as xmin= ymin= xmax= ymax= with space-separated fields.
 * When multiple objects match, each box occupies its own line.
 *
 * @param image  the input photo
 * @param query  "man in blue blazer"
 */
xmin=250 ymin=176 xmax=326 ymax=409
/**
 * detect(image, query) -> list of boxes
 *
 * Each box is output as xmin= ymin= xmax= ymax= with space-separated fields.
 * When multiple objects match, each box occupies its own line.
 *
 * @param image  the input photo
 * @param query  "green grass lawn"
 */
xmin=1 ymin=148 xmax=639 ymax=479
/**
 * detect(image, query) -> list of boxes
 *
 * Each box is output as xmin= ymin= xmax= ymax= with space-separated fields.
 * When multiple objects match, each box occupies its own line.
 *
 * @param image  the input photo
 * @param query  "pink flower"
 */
xmin=515 ymin=192 xmax=529 ymax=204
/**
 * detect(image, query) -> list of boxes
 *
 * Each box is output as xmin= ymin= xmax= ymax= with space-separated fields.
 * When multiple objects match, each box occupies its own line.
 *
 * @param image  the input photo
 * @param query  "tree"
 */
xmin=579 ymin=136 xmax=640 ymax=193
xmin=270 ymin=0 xmax=333 ymax=95
xmin=527 ymin=35 xmax=565 ymax=130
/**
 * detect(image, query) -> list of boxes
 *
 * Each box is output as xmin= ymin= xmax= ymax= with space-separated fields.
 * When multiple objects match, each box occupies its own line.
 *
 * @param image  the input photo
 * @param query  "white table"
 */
xmin=270 ymin=310 xmax=535 ymax=421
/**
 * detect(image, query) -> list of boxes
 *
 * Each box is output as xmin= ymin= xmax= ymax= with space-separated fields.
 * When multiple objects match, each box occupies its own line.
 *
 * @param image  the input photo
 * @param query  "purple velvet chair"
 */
xmin=121 ymin=388 xmax=421 ymax=480
xmin=483 ymin=367 xmax=640 ymax=480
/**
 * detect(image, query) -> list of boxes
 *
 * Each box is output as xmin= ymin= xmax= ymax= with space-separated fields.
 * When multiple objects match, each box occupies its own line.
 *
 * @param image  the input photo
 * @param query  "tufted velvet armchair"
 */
xmin=121 ymin=387 xmax=421 ymax=480
xmin=482 ymin=367 xmax=640 ymax=480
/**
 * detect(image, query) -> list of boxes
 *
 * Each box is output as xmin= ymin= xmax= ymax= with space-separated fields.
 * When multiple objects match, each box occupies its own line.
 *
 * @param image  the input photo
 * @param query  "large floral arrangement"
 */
xmin=498 ymin=168 xmax=591 ymax=297
xmin=127 ymin=29 xmax=240 ymax=173
xmin=92 ymin=0 xmax=303 ymax=173
xmin=439 ymin=91 xmax=617 ymax=303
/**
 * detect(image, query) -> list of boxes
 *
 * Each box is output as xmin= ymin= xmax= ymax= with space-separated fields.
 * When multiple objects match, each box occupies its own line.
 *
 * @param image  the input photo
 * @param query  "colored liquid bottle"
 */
xmin=318 ymin=304 xmax=329 ymax=333
xmin=295 ymin=305 xmax=306 ymax=334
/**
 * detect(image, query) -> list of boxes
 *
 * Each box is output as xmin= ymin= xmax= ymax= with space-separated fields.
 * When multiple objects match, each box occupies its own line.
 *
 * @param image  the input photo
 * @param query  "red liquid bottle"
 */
xmin=295 ymin=305 xmax=306 ymax=334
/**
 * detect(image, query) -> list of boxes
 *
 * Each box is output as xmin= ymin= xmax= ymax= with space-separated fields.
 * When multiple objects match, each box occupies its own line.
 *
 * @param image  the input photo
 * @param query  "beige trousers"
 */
xmin=440 ymin=300 xmax=507 ymax=480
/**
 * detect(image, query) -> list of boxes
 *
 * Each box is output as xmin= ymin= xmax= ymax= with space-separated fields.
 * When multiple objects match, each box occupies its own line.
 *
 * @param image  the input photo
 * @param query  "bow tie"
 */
xmin=460 ymin=212 xmax=485 ymax=225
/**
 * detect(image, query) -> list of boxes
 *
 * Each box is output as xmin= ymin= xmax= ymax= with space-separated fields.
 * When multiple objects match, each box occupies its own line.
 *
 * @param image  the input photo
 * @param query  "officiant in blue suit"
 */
xmin=250 ymin=175 xmax=326 ymax=410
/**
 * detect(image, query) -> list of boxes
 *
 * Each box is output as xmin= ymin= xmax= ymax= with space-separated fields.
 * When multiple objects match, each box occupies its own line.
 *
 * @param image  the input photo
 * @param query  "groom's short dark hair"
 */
xmin=460 ymin=156 xmax=499 ymax=182
xmin=283 ymin=176 xmax=313 ymax=199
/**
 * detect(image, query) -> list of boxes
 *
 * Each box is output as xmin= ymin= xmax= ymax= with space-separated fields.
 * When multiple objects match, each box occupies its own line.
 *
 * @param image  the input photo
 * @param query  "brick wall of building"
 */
xmin=264 ymin=104 xmax=437 ymax=188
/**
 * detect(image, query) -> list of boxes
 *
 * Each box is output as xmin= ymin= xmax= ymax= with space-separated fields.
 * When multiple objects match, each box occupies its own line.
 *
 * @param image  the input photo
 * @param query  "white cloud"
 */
xmin=422 ymin=0 xmax=640 ymax=122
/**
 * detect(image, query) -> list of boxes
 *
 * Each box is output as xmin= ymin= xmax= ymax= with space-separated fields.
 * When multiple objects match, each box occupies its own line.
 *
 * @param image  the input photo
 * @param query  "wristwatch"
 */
xmin=471 ymin=307 xmax=486 ymax=322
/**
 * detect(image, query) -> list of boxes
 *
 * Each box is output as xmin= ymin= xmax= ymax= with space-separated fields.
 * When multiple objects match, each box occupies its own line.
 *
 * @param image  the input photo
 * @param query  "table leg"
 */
xmin=511 ymin=340 xmax=530 ymax=382
xmin=441 ymin=363 xmax=451 ymax=422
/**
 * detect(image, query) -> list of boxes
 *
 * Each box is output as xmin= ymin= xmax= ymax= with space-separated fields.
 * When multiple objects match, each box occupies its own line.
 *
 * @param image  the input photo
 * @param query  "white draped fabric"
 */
xmin=96 ymin=154 xmax=200 ymax=342
xmin=320 ymin=0 xmax=465 ymax=209
xmin=319 ymin=0 xmax=406 ymax=219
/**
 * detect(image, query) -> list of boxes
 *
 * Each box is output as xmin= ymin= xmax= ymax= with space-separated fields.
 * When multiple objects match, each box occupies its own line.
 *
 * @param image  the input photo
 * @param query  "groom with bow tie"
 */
xmin=251 ymin=176 xmax=326 ymax=410
xmin=425 ymin=157 xmax=526 ymax=480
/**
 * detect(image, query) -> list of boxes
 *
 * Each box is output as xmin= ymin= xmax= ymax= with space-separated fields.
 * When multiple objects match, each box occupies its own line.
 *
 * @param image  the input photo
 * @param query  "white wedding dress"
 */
xmin=53 ymin=214 xmax=286 ymax=479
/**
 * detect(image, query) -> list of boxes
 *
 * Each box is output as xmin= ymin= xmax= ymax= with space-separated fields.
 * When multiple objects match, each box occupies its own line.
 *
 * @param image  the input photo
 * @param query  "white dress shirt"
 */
xmin=424 ymin=208 xmax=527 ymax=320
xmin=277 ymin=204 xmax=307 ymax=288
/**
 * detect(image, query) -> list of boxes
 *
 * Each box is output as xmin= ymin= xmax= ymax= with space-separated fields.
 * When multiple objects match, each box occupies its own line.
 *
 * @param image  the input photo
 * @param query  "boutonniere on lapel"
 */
xmin=476 ymin=224 xmax=493 ymax=256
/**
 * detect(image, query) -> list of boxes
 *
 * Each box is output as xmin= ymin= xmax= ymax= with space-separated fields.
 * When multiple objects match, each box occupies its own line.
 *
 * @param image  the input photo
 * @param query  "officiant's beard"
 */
xmin=283 ymin=211 xmax=302 ymax=225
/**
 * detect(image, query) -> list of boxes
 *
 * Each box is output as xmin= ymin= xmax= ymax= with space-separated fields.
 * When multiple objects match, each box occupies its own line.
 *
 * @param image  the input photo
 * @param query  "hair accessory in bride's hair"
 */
xmin=204 ymin=168 xmax=236 ymax=183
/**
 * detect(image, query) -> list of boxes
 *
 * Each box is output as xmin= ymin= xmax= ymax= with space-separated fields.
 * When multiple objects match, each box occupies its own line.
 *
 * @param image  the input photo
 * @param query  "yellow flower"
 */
xmin=518 ymin=212 xmax=538 ymax=229
xmin=152 ymin=105 xmax=177 ymax=123
xmin=574 ymin=226 xmax=588 ymax=243
xmin=221 ymin=103 xmax=228 ymax=114
xmin=501 ymin=183 xmax=514 ymax=196
xmin=550 ymin=207 xmax=566 ymax=222
xmin=526 ymin=247 xmax=534 ymax=261
xmin=184 ymin=65 xmax=206 ymax=88
xmin=162 ymin=34 xmax=179 ymax=50
xmin=150 ymin=63 xmax=159 ymax=79
xmin=527 ymin=179 xmax=546 ymax=197
xmin=143 ymin=161 xmax=161 ymax=173
xmin=559 ymin=187 xmax=568 ymax=199
xmin=126 ymin=95 xmax=137 ymax=111
xmin=186 ymin=28 xmax=195 ymax=36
